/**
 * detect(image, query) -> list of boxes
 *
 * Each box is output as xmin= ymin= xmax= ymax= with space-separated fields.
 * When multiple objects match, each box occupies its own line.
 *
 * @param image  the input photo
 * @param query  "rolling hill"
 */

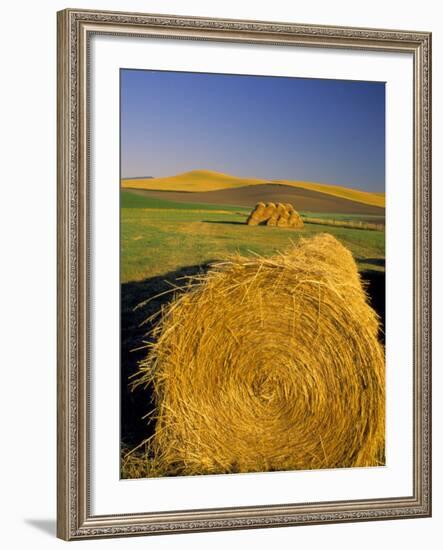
xmin=125 ymin=186 xmax=384 ymax=216
xmin=121 ymin=169 xmax=385 ymax=209
xmin=122 ymin=170 xmax=264 ymax=192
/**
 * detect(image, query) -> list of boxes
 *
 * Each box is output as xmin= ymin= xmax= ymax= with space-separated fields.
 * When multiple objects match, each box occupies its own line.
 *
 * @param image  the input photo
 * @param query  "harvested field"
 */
xmin=126 ymin=183 xmax=385 ymax=216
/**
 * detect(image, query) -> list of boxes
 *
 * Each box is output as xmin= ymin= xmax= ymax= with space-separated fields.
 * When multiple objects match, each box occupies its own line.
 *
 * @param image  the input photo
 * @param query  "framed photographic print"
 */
xmin=57 ymin=8 xmax=432 ymax=540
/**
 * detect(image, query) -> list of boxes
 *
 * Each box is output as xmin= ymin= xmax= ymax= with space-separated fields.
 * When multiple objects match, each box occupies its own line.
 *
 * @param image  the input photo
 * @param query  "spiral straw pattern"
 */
xmin=135 ymin=233 xmax=385 ymax=477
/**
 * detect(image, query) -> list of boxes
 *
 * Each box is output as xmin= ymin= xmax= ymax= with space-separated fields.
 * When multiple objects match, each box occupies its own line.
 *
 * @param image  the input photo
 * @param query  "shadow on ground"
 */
xmin=121 ymin=263 xmax=385 ymax=449
xmin=24 ymin=519 xmax=56 ymax=537
xmin=202 ymin=220 xmax=246 ymax=225
xmin=121 ymin=263 xmax=214 ymax=448
xmin=358 ymin=257 xmax=386 ymax=268
xmin=360 ymin=268 xmax=385 ymax=343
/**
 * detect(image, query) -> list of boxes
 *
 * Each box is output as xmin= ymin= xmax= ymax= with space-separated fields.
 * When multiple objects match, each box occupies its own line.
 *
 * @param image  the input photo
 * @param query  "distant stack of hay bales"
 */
xmin=134 ymin=234 xmax=385 ymax=477
xmin=246 ymin=201 xmax=304 ymax=228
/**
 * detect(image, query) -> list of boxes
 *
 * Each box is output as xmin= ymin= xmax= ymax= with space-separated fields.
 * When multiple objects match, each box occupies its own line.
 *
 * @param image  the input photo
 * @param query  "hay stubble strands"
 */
xmin=131 ymin=233 xmax=385 ymax=478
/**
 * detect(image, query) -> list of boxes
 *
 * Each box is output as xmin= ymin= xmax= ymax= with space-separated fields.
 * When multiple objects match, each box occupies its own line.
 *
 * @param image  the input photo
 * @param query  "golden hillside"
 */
xmin=121 ymin=170 xmax=385 ymax=208
xmin=275 ymin=179 xmax=385 ymax=208
xmin=122 ymin=170 xmax=264 ymax=192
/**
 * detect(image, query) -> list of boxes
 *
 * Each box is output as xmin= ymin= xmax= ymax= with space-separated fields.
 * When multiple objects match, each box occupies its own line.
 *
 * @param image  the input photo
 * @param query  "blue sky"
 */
xmin=121 ymin=69 xmax=385 ymax=192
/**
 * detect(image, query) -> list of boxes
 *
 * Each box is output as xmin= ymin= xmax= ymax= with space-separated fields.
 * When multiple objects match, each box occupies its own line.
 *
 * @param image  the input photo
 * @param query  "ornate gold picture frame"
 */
xmin=57 ymin=8 xmax=431 ymax=540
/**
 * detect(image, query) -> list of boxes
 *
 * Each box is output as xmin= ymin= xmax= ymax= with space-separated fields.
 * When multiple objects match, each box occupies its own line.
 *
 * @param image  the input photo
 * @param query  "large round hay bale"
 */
xmin=137 ymin=234 xmax=385 ymax=476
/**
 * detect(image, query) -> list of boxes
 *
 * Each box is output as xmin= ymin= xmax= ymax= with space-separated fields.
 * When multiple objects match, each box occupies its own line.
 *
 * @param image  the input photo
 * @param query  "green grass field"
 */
xmin=121 ymin=190 xmax=249 ymax=213
xmin=121 ymin=190 xmax=385 ymax=283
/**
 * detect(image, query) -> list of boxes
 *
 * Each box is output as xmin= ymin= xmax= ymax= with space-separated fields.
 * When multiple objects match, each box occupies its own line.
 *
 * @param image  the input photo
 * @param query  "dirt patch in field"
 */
xmin=128 ymin=184 xmax=385 ymax=216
